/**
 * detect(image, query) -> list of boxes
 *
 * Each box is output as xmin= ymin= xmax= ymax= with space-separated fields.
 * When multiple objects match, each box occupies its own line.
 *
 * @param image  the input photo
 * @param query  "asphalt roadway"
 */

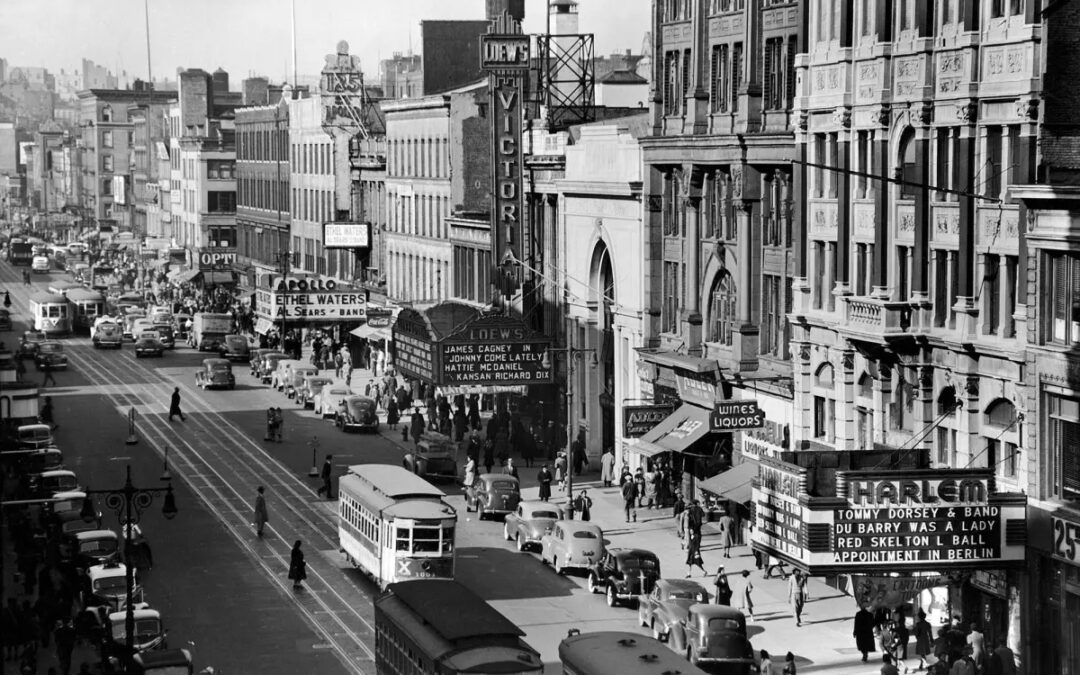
xmin=2 ymin=259 xmax=891 ymax=675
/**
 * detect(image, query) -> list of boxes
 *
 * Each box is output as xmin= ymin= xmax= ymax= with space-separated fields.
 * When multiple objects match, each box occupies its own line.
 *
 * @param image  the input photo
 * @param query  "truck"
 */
xmin=189 ymin=313 xmax=233 ymax=352
xmin=10 ymin=241 xmax=34 ymax=266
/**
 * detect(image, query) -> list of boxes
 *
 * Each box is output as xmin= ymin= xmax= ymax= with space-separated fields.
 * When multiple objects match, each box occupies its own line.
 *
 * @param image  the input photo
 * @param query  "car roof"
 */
xmin=203 ymin=358 xmax=230 ymax=366
xmin=23 ymin=330 xmax=45 ymax=337
xmin=520 ymin=501 xmax=562 ymax=515
xmin=74 ymin=529 xmax=117 ymax=541
xmin=304 ymin=375 xmax=333 ymax=382
xmin=556 ymin=520 xmax=603 ymax=534
xmin=478 ymin=473 xmax=519 ymax=483
xmin=326 ymin=387 xmax=351 ymax=395
xmin=657 ymin=578 xmax=710 ymax=592
xmin=608 ymin=547 xmax=659 ymax=560
xmin=345 ymin=395 xmax=375 ymax=402
xmin=19 ymin=423 xmax=51 ymax=432
xmin=88 ymin=563 xmax=128 ymax=579
xmin=41 ymin=470 xmax=75 ymax=478
xmin=691 ymin=604 xmax=746 ymax=619
xmin=109 ymin=608 xmax=160 ymax=622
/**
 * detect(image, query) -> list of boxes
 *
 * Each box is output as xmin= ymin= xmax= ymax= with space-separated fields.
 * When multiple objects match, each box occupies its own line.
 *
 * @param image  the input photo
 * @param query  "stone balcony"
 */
xmin=839 ymin=294 xmax=915 ymax=342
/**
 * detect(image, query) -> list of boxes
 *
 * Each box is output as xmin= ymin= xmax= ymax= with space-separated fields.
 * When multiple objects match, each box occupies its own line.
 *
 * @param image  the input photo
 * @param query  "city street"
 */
xmin=2 ymin=261 xmax=896 ymax=675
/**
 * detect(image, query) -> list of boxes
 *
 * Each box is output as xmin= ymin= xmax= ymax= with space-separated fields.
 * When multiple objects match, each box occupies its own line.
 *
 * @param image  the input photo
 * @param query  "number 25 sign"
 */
xmin=1052 ymin=516 xmax=1080 ymax=566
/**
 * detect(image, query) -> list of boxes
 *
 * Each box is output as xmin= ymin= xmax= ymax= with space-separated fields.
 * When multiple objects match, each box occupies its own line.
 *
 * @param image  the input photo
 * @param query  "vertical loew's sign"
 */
xmin=481 ymin=12 xmax=529 ymax=293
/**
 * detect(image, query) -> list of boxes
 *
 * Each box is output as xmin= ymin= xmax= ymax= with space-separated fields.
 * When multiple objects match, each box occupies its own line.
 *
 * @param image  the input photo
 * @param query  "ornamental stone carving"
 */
xmin=1016 ymin=98 xmax=1039 ymax=121
xmin=833 ymin=107 xmax=852 ymax=128
xmin=956 ymin=102 xmax=977 ymax=123
xmin=797 ymin=110 xmax=809 ymax=131
xmin=872 ymin=105 xmax=891 ymax=127
xmin=919 ymin=367 xmax=934 ymax=389
xmin=731 ymin=165 xmax=744 ymax=199
xmin=799 ymin=343 xmax=811 ymax=363
xmin=912 ymin=103 xmax=933 ymax=126
xmin=965 ymin=376 xmax=980 ymax=398
xmin=841 ymin=351 xmax=856 ymax=372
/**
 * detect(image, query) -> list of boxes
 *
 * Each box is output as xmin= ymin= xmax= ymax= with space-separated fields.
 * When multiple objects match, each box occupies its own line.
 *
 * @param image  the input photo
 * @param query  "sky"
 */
xmin=0 ymin=0 xmax=650 ymax=84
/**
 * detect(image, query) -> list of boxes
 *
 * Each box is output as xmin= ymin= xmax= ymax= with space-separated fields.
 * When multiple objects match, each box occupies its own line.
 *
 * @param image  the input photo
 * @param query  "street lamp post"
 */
xmin=541 ymin=314 xmax=597 ymax=520
xmin=80 ymin=464 xmax=177 ymax=654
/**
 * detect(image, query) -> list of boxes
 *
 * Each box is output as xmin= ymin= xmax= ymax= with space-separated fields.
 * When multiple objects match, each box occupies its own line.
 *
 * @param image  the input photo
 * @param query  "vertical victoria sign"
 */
xmin=481 ymin=11 xmax=530 ymax=293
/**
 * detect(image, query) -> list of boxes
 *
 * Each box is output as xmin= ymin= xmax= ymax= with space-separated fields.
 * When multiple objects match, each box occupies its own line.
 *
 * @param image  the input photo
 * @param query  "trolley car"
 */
xmin=560 ymin=631 xmax=714 ymax=675
xmin=66 ymin=287 xmax=107 ymax=333
xmin=28 ymin=292 xmax=72 ymax=337
xmin=375 ymin=580 xmax=542 ymax=675
xmin=338 ymin=464 xmax=456 ymax=588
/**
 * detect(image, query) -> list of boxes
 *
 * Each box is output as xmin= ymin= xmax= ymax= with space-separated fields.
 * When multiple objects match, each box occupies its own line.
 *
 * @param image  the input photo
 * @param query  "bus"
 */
xmin=338 ymin=464 xmax=456 ymax=588
xmin=559 ymin=631 xmax=712 ymax=675
xmin=375 ymin=580 xmax=542 ymax=675
xmin=29 ymin=292 xmax=72 ymax=336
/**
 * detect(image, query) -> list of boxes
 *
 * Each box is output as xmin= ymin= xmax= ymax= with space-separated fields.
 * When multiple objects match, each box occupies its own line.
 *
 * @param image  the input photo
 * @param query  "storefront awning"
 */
xmin=437 ymin=385 xmax=527 ymax=397
xmin=636 ymin=349 xmax=717 ymax=374
xmin=254 ymin=317 xmax=275 ymax=335
xmin=168 ymin=269 xmax=200 ymax=284
xmin=202 ymin=270 xmax=235 ymax=285
xmin=697 ymin=461 xmax=757 ymax=504
xmin=634 ymin=403 xmax=712 ymax=455
xmin=349 ymin=324 xmax=392 ymax=341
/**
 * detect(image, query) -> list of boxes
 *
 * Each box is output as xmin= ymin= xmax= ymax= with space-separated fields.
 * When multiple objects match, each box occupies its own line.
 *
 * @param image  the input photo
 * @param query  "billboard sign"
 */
xmin=323 ymin=221 xmax=370 ymax=249
xmin=197 ymin=248 xmax=237 ymax=271
xmin=623 ymin=404 xmax=676 ymax=438
xmin=439 ymin=315 xmax=551 ymax=386
xmin=255 ymin=275 xmax=366 ymax=322
xmin=320 ymin=41 xmax=367 ymax=133
xmin=392 ymin=308 xmax=437 ymax=383
xmin=710 ymin=400 xmax=765 ymax=431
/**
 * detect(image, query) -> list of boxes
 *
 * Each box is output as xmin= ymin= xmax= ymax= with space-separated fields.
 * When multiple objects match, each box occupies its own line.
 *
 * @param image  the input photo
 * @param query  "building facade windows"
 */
xmin=813 ymin=363 xmax=836 ymax=442
xmin=709 ymin=272 xmax=737 ymax=345
xmin=1046 ymin=251 xmax=1080 ymax=346
xmin=1047 ymin=392 xmax=1080 ymax=502
xmin=207 ymin=191 xmax=236 ymax=213
xmin=662 ymin=261 xmax=681 ymax=334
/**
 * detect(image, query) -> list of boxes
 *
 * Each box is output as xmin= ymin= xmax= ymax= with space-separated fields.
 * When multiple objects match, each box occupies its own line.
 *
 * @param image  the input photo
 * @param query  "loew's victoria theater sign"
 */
xmin=751 ymin=460 xmax=1027 ymax=574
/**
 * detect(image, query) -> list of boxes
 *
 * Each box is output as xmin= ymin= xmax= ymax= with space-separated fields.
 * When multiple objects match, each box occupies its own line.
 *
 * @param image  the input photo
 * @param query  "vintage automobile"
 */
xmin=540 ymin=521 xmax=605 ymax=575
xmin=17 ymin=447 xmax=64 ymax=476
xmin=85 ymin=562 xmax=143 ymax=611
xmin=92 ymin=320 xmax=123 ymax=348
xmin=134 ymin=336 xmax=165 ymax=358
xmin=107 ymin=607 xmax=167 ymax=653
xmin=17 ymin=330 xmax=47 ymax=359
xmin=29 ymin=468 xmax=80 ymax=498
xmin=270 ymin=359 xmax=303 ymax=391
xmin=402 ymin=433 xmax=458 ymax=482
xmin=256 ymin=351 xmax=289 ymax=381
xmin=152 ymin=324 xmax=176 ymax=349
xmin=638 ymin=578 xmax=712 ymax=641
xmin=296 ymin=375 xmax=334 ymax=409
xmin=503 ymin=500 xmax=564 ymax=552
xmin=587 ymin=548 xmax=661 ymax=608
xmin=173 ymin=313 xmax=192 ymax=341
xmin=195 ymin=358 xmax=236 ymax=390
xmin=665 ymin=604 xmax=756 ymax=670
xmin=464 ymin=473 xmax=521 ymax=519
xmin=0 ymin=308 xmax=11 ymax=331
xmin=249 ymin=348 xmax=275 ymax=376
xmin=17 ymin=423 xmax=54 ymax=450
xmin=314 ymin=385 xmax=351 ymax=419
xmin=130 ymin=648 xmax=193 ymax=675
xmin=149 ymin=306 xmax=173 ymax=320
xmin=335 ymin=395 xmax=379 ymax=431
xmin=34 ymin=341 xmax=69 ymax=369
xmin=218 ymin=334 xmax=251 ymax=362
xmin=67 ymin=529 xmax=121 ymax=570
xmin=283 ymin=365 xmax=319 ymax=399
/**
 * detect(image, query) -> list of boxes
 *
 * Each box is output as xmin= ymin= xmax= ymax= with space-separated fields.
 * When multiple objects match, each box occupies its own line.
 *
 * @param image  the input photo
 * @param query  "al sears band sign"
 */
xmin=256 ymin=276 xmax=367 ymax=321
xmin=440 ymin=315 xmax=551 ymax=387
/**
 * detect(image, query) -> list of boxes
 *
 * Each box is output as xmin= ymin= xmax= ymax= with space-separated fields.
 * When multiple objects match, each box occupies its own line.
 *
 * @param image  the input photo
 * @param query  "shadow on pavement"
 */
xmin=455 ymin=546 xmax=578 ymax=600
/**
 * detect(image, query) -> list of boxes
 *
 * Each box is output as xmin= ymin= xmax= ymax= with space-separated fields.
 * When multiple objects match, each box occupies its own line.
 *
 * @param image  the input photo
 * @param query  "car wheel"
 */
xmin=651 ymin=620 xmax=665 ymax=641
xmin=587 ymin=572 xmax=602 ymax=594
xmin=606 ymin=584 xmax=619 ymax=607
xmin=553 ymin=556 xmax=563 ymax=575
xmin=503 ymin=524 xmax=513 ymax=542
xmin=516 ymin=533 xmax=525 ymax=552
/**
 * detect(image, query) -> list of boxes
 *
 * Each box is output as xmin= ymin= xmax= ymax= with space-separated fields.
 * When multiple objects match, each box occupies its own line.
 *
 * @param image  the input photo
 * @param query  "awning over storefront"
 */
xmin=697 ymin=461 xmax=757 ymax=504
xmin=349 ymin=324 xmax=392 ymax=341
xmin=636 ymin=349 xmax=717 ymax=374
xmin=202 ymin=270 xmax=235 ymax=285
xmin=254 ymin=317 xmax=275 ymax=335
xmin=632 ymin=403 xmax=712 ymax=456
xmin=168 ymin=269 xmax=200 ymax=284
xmin=437 ymin=385 xmax=527 ymax=397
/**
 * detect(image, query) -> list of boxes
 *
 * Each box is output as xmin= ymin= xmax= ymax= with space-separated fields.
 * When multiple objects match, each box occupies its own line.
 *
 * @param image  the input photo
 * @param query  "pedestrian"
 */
xmin=264 ymin=406 xmax=276 ymax=441
xmin=686 ymin=499 xmax=705 ymax=539
xmin=493 ymin=426 xmax=510 ymax=466
xmin=39 ymin=359 xmax=57 ymax=387
xmin=253 ymin=486 xmax=268 ymax=537
xmin=453 ymin=408 xmax=467 ymax=443
xmin=483 ymin=440 xmax=495 ymax=474
xmin=519 ymin=426 xmax=537 ymax=468
xmin=571 ymin=430 xmax=587 ymax=475
xmin=759 ymin=650 xmax=773 ymax=675
xmin=572 ymin=489 xmax=593 ymax=521
xmin=554 ymin=451 xmax=567 ymax=492
xmin=718 ymin=510 xmax=735 ymax=558
xmin=600 ymin=448 xmax=615 ymax=487
xmin=879 ymin=653 xmax=900 ymax=675
xmin=739 ymin=570 xmax=755 ymax=621
xmin=782 ymin=651 xmax=797 ymax=675
xmin=685 ymin=531 xmax=706 ymax=577
xmin=168 ymin=386 xmax=185 ymax=421
xmin=912 ymin=610 xmax=933 ymax=670
xmin=463 ymin=457 xmax=477 ymax=487
xmin=54 ymin=619 xmax=75 ymax=675
xmin=504 ymin=457 xmax=519 ymax=480
xmin=386 ymin=399 xmax=399 ymax=429
xmin=288 ymin=540 xmax=307 ymax=590
xmin=537 ymin=465 xmax=553 ymax=502
xmin=633 ymin=468 xmax=646 ymax=507
xmin=990 ymin=639 xmax=1017 ymax=675
xmin=644 ymin=465 xmax=657 ymax=508
xmin=621 ymin=475 xmax=638 ymax=523
xmin=39 ymin=395 xmax=57 ymax=430
xmin=334 ymin=350 xmax=344 ymax=378
xmin=676 ymin=500 xmax=689 ymax=549
xmin=410 ymin=407 xmax=426 ymax=445
xmin=854 ymin=604 xmax=877 ymax=662
xmin=713 ymin=566 xmax=733 ymax=605
xmin=316 ymin=454 xmax=334 ymax=499
xmin=273 ymin=407 xmax=284 ymax=442
xmin=788 ymin=569 xmax=807 ymax=626
xmin=968 ymin=621 xmax=986 ymax=669
xmin=894 ymin=607 xmax=910 ymax=661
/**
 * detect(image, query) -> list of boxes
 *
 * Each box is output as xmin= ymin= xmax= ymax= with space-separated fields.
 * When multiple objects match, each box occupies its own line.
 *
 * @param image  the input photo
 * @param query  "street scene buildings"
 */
xmin=2 ymin=1 xmax=1079 ymax=674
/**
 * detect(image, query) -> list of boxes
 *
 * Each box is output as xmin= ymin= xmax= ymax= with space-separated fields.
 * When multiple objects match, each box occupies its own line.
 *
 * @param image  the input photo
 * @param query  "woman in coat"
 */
xmin=713 ymin=566 xmax=733 ymax=605
xmin=386 ymin=399 xmax=400 ymax=429
xmin=537 ymin=465 xmax=553 ymax=502
xmin=554 ymin=452 xmax=568 ymax=492
xmin=463 ymin=457 xmax=477 ymax=487
xmin=600 ymin=449 xmax=615 ymax=487
xmin=288 ymin=540 xmax=307 ymax=589
xmin=912 ymin=610 xmax=933 ymax=670
xmin=253 ymin=486 xmax=269 ymax=538
xmin=853 ymin=605 xmax=877 ymax=662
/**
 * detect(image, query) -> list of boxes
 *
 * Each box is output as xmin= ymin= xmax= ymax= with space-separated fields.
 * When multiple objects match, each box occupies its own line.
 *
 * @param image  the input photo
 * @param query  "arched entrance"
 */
xmin=590 ymin=241 xmax=616 ymax=455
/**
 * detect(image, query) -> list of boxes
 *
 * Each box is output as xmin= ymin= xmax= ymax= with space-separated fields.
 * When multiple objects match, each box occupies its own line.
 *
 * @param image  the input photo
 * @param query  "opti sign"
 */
xmin=710 ymin=400 xmax=765 ymax=431
xmin=323 ymin=222 xmax=370 ymax=249
xmin=198 ymin=249 xmax=238 ymax=271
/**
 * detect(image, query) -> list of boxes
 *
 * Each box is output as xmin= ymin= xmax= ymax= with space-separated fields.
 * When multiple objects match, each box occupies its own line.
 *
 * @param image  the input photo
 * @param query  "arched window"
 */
xmin=984 ymin=398 xmax=1020 ymax=480
xmin=813 ymin=363 xmax=835 ymax=442
xmin=815 ymin=363 xmax=834 ymax=388
xmin=709 ymin=272 xmax=737 ymax=345
xmin=856 ymin=373 xmax=875 ymax=449
xmin=899 ymin=128 xmax=917 ymax=199
xmin=102 ymin=105 xmax=113 ymax=122
xmin=936 ymin=385 xmax=958 ymax=467
xmin=985 ymin=398 xmax=1016 ymax=427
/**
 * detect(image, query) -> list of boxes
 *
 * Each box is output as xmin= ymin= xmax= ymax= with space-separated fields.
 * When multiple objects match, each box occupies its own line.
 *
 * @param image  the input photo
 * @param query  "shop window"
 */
xmin=1047 ymin=393 xmax=1080 ymax=501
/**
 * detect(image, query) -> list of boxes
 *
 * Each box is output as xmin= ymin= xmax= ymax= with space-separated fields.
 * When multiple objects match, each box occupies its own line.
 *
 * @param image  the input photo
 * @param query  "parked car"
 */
xmin=53 ymin=507 xmax=102 ymax=542
xmin=134 ymin=336 xmax=165 ymax=358
xmin=17 ymin=330 xmax=47 ymax=359
xmin=16 ymin=447 xmax=64 ymax=476
xmin=665 ymin=604 xmax=756 ymax=670
xmin=335 ymin=395 xmax=379 ymax=431
xmin=106 ymin=607 xmax=167 ymax=653
xmin=402 ymin=434 xmax=458 ymax=482
xmin=85 ymin=562 xmax=143 ymax=611
xmin=503 ymin=500 xmax=564 ymax=552
xmin=0 ymin=308 xmax=12 ymax=331
xmin=67 ymin=529 xmax=121 ymax=571
xmin=638 ymin=578 xmax=711 ymax=641
xmin=464 ymin=473 xmax=522 ymax=520
xmin=218 ymin=334 xmax=251 ymax=362
xmin=249 ymin=349 xmax=275 ymax=376
xmin=17 ymin=423 xmax=54 ymax=450
xmin=259 ymin=353 xmax=291 ymax=383
xmin=540 ymin=521 xmax=604 ymax=575
xmin=270 ymin=359 xmax=303 ymax=391
xmin=587 ymin=548 xmax=661 ymax=608
xmin=30 ymin=469 xmax=80 ymax=498
xmin=296 ymin=375 xmax=334 ymax=408
xmin=314 ymin=385 xmax=351 ymax=419
xmin=283 ymin=365 xmax=319 ymax=399
xmin=194 ymin=358 xmax=235 ymax=390
xmin=34 ymin=341 xmax=68 ymax=369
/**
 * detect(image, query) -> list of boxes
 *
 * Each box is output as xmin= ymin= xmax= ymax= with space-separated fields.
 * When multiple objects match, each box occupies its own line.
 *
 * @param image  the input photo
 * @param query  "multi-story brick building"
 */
xmin=287 ymin=94 xmax=339 ymax=277
xmin=235 ymin=98 xmax=291 ymax=280
xmin=127 ymin=97 xmax=174 ymax=238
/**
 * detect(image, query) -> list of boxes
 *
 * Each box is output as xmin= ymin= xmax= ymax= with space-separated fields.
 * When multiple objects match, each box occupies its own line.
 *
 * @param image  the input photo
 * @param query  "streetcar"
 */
xmin=559 ymin=631 xmax=713 ymax=675
xmin=375 ymin=580 xmax=542 ymax=675
xmin=338 ymin=464 xmax=456 ymax=588
xmin=66 ymin=287 xmax=107 ymax=333
xmin=29 ymin=291 xmax=72 ymax=336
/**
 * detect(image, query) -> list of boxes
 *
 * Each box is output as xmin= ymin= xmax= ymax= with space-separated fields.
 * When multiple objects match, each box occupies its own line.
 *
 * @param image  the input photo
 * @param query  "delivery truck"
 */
xmin=190 ymin=313 xmax=233 ymax=352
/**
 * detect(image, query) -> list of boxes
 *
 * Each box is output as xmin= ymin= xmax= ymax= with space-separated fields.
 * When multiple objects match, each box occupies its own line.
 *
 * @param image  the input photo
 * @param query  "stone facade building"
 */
xmin=235 ymin=99 xmax=291 ymax=281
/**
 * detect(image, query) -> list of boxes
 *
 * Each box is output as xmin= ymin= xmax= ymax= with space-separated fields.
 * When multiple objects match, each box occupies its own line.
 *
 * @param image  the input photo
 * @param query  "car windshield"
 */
xmin=670 ymin=590 xmax=707 ymax=601
xmin=94 ymin=576 xmax=126 ymax=593
xmin=707 ymin=617 xmax=742 ymax=631
xmin=621 ymin=557 xmax=659 ymax=570
xmin=80 ymin=538 xmax=117 ymax=555
xmin=572 ymin=530 xmax=598 ymax=539
xmin=529 ymin=510 xmax=560 ymax=520
xmin=113 ymin=618 xmax=161 ymax=641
